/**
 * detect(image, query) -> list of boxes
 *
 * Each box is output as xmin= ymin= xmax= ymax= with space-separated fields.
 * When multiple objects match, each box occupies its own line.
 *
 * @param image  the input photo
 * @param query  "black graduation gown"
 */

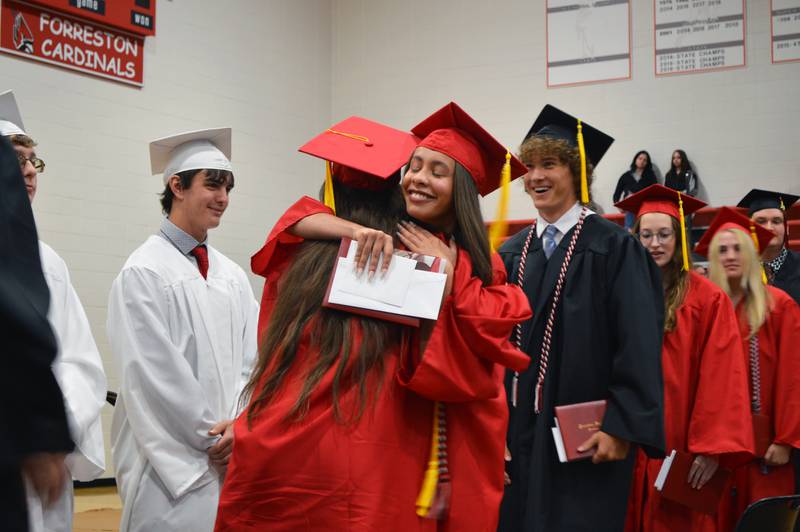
xmin=772 ymin=250 xmax=800 ymax=492
xmin=497 ymin=214 xmax=666 ymax=532
xmin=0 ymin=137 xmax=73 ymax=532
xmin=773 ymin=250 xmax=800 ymax=305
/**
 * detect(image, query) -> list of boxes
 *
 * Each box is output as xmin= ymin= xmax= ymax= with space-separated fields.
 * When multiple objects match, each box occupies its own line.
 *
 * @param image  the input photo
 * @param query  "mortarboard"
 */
xmin=411 ymin=102 xmax=527 ymax=250
xmin=0 ymin=90 xmax=26 ymax=136
xmin=149 ymin=128 xmax=232 ymax=185
xmin=736 ymin=189 xmax=799 ymax=216
xmin=615 ymin=183 xmax=706 ymax=220
xmin=299 ymin=116 xmax=419 ymax=212
xmin=412 ymin=102 xmax=526 ymax=196
xmin=615 ymin=184 xmax=707 ymax=270
xmin=694 ymin=207 xmax=774 ymax=284
xmin=523 ymin=105 xmax=614 ymax=205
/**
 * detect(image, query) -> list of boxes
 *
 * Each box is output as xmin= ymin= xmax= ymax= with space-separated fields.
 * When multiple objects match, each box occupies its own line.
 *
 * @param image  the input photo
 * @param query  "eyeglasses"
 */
xmin=17 ymin=153 xmax=45 ymax=173
xmin=637 ymin=229 xmax=675 ymax=244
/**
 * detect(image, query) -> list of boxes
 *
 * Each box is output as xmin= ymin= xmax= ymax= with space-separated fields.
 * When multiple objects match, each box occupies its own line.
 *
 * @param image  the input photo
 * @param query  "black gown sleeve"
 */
xmin=601 ymin=232 xmax=666 ymax=458
xmin=0 ymin=138 xmax=73 ymax=467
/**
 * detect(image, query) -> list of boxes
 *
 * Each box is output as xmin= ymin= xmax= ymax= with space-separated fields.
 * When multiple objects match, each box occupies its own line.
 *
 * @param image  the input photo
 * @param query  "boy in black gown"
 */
xmin=498 ymin=106 xmax=665 ymax=532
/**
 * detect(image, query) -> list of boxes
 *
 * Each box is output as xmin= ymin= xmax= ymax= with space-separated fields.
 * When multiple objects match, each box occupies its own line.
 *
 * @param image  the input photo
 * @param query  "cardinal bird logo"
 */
xmin=13 ymin=11 xmax=34 ymax=54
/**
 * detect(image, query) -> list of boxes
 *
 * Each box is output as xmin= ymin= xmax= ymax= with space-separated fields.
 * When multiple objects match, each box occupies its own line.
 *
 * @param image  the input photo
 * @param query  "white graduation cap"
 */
xmin=149 ymin=127 xmax=233 ymax=184
xmin=0 ymin=90 xmax=26 ymax=136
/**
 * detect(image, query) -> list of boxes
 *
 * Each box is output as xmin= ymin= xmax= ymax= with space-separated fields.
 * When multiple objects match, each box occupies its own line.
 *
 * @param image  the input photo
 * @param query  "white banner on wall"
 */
xmin=772 ymin=0 xmax=800 ymax=63
xmin=546 ymin=0 xmax=631 ymax=87
xmin=654 ymin=0 xmax=746 ymax=75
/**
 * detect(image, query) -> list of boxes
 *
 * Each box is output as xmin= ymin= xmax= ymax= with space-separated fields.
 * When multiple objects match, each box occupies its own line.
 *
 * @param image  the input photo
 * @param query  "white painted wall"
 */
xmin=2 ymin=0 xmax=331 ymax=476
xmin=3 ymin=0 xmax=798 ymax=480
xmin=330 ymin=0 xmax=800 ymax=220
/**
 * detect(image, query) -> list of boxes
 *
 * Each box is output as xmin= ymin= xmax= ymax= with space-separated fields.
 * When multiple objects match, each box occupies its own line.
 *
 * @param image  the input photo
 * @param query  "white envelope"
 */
xmin=337 ymin=253 xmax=417 ymax=307
xmin=327 ymin=242 xmax=448 ymax=320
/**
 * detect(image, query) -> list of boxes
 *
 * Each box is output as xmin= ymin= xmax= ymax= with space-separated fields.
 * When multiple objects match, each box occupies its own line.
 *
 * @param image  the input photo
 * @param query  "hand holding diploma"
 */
xmin=687 ymin=454 xmax=719 ymax=490
xmin=577 ymin=431 xmax=630 ymax=464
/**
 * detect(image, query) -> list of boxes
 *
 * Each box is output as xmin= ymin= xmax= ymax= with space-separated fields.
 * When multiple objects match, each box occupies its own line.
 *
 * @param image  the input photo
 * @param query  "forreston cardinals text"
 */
xmin=39 ymin=11 xmax=139 ymax=79
xmin=0 ymin=0 xmax=145 ymax=86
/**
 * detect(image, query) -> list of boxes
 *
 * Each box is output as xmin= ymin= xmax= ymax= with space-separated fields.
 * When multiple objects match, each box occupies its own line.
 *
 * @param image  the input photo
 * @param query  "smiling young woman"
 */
xmin=230 ymin=106 xmax=533 ymax=531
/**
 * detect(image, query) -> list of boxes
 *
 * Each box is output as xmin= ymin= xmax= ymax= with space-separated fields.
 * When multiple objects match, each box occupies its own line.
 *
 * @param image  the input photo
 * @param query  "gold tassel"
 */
xmin=415 ymin=402 xmax=440 ymax=517
xmin=678 ymin=193 xmax=690 ymax=271
xmin=750 ymin=222 xmax=768 ymax=285
xmin=323 ymin=161 xmax=336 ymax=214
xmin=576 ymin=120 xmax=589 ymax=205
xmin=780 ymin=196 xmax=786 ymax=211
xmin=488 ymin=151 xmax=512 ymax=252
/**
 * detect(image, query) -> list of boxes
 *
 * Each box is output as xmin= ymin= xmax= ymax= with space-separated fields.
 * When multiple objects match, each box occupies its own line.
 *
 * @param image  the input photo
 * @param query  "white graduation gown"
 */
xmin=108 ymin=235 xmax=258 ymax=532
xmin=26 ymin=241 xmax=107 ymax=532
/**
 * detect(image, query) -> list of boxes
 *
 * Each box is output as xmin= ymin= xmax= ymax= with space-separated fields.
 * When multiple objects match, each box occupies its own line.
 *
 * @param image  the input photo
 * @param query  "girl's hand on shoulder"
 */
xmin=397 ymin=221 xmax=458 ymax=267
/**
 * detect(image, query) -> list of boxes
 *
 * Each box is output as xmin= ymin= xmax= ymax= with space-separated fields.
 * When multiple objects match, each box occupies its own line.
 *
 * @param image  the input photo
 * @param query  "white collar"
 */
xmin=536 ymin=202 xmax=594 ymax=238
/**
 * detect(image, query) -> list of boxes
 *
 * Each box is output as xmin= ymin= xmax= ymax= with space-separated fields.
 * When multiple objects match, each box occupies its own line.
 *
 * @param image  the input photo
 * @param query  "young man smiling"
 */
xmin=498 ymin=106 xmax=665 ymax=532
xmin=108 ymin=128 xmax=258 ymax=532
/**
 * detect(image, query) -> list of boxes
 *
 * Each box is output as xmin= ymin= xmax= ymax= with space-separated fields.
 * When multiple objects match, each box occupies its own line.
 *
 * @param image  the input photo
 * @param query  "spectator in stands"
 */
xmin=664 ymin=150 xmax=697 ymax=197
xmin=665 ymin=149 xmax=699 ymax=246
xmin=613 ymin=150 xmax=657 ymax=230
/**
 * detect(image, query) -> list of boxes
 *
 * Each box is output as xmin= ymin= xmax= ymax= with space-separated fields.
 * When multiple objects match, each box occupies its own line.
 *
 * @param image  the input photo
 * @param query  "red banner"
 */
xmin=1 ymin=0 xmax=144 ymax=86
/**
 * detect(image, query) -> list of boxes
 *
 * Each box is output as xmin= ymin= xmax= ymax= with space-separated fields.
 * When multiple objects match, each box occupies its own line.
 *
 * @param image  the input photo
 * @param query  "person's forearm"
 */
xmin=289 ymin=213 xmax=361 ymax=240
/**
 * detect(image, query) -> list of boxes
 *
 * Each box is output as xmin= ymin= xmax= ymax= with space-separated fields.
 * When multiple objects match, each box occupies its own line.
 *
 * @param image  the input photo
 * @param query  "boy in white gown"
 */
xmin=107 ymin=128 xmax=258 ymax=532
xmin=1 ymin=90 xmax=107 ymax=532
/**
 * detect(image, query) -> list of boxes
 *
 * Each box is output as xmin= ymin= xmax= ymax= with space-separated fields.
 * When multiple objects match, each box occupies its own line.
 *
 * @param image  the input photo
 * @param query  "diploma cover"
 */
xmin=654 ymin=449 xmax=731 ymax=514
xmin=552 ymin=400 xmax=607 ymax=462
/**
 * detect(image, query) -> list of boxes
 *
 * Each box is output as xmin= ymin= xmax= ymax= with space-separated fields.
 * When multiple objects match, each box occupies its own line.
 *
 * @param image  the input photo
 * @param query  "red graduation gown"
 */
xmin=215 ymin=197 xmax=532 ymax=531
xmin=711 ymin=286 xmax=800 ymax=532
xmin=625 ymin=272 xmax=753 ymax=532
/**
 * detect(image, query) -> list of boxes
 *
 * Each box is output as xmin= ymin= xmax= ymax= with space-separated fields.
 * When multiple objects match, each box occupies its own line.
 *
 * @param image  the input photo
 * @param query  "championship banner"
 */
xmin=0 ymin=0 xmax=145 ymax=86
xmin=546 ymin=0 xmax=631 ymax=88
xmin=654 ymin=0 xmax=746 ymax=76
xmin=772 ymin=0 xmax=800 ymax=63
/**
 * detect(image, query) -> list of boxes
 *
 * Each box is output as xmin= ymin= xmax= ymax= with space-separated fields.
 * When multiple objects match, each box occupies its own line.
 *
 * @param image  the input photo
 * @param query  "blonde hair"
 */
xmin=708 ymin=228 xmax=770 ymax=338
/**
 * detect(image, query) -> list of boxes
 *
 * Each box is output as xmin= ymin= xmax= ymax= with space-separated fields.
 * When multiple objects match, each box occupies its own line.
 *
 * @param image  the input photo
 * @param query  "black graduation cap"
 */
xmin=736 ymin=189 xmax=799 ymax=216
xmin=523 ymin=104 xmax=614 ymax=166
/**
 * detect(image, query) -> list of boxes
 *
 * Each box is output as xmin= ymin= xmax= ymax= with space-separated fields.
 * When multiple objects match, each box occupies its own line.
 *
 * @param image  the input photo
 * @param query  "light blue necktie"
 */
xmin=543 ymin=224 xmax=559 ymax=259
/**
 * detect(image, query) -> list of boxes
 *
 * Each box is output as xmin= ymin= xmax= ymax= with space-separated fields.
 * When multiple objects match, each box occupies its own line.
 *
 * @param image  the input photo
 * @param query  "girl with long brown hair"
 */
xmin=215 ymin=110 xmax=532 ymax=531
xmin=616 ymin=185 xmax=753 ymax=531
xmin=696 ymin=207 xmax=800 ymax=532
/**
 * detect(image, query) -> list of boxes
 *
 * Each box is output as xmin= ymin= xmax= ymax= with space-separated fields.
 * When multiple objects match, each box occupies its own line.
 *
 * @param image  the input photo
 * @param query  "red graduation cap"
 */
xmin=411 ymin=102 xmax=527 ymax=196
xmin=615 ymin=184 xmax=707 ymax=220
xmin=694 ymin=206 xmax=775 ymax=259
xmin=615 ymin=184 xmax=707 ymax=271
xmin=299 ymin=117 xmax=419 ymax=206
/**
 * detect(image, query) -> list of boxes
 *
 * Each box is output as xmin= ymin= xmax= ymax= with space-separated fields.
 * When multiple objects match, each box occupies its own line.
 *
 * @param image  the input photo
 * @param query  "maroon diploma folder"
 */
xmin=552 ymin=400 xmax=607 ymax=462
xmin=655 ymin=450 xmax=731 ymax=514
xmin=752 ymin=413 xmax=773 ymax=458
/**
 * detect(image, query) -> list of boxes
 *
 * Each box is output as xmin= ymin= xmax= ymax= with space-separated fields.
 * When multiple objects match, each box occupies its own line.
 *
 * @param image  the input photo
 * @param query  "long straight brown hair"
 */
xmin=441 ymin=162 xmax=493 ymax=285
xmin=243 ymin=181 xmax=407 ymax=426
